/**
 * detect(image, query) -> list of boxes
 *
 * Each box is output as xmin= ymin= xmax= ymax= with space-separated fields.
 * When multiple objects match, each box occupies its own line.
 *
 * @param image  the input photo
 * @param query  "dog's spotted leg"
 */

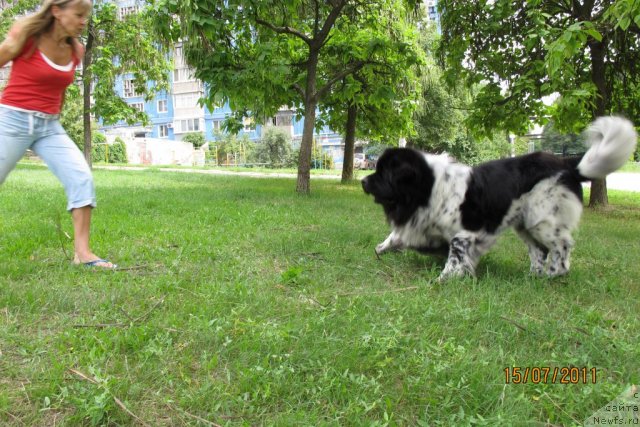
xmin=439 ymin=235 xmax=475 ymax=281
xmin=528 ymin=222 xmax=575 ymax=277
xmin=546 ymin=238 xmax=574 ymax=277
xmin=375 ymin=231 xmax=404 ymax=256
xmin=439 ymin=234 xmax=496 ymax=281
xmin=515 ymin=228 xmax=549 ymax=276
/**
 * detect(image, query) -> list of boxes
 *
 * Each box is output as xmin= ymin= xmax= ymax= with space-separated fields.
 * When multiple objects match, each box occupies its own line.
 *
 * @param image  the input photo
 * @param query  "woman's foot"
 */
xmin=73 ymin=253 xmax=117 ymax=269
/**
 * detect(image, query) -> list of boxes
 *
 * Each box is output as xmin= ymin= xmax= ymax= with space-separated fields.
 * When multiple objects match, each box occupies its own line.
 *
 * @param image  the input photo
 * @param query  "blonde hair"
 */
xmin=11 ymin=0 xmax=91 ymax=57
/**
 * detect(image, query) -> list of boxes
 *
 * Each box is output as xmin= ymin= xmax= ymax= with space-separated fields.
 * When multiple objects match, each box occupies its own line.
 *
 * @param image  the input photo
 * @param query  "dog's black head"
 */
xmin=361 ymin=148 xmax=435 ymax=226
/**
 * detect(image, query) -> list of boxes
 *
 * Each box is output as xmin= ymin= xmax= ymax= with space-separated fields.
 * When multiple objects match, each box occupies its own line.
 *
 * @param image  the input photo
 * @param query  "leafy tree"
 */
xmin=83 ymin=1 xmax=171 ymax=166
xmin=61 ymin=84 xmax=85 ymax=150
xmin=318 ymin=1 xmax=423 ymax=183
xmin=438 ymin=0 xmax=640 ymax=206
xmin=153 ymin=0 xmax=419 ymax=194
xmin=408 ymin=23 xmax=512 ymax=164
xmin=539 ymin=120 xmax=585 ymax=157
xmin=1 ymin=0 xmax=172 ymax=168
xmin=182 ymin=132 xmax=206 ymax=149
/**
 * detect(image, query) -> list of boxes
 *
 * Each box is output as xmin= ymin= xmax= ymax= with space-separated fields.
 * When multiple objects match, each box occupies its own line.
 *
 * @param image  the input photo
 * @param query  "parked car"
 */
xmin=364 ymin=154 xmax=378 ymax=170
xmin=353 ymin=153 xmax=366 ymax=169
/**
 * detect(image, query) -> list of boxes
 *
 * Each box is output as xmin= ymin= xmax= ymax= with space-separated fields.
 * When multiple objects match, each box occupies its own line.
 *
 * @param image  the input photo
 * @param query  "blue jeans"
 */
xmin=0 ymin=105 xmax=96 ymax=211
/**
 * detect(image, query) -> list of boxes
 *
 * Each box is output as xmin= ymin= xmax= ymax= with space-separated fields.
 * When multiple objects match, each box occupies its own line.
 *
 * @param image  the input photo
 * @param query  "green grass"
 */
xmin=90 ymin=161 xmax=374 ymax=179
xmin=1 ymin=164 xmax=639 ymax=426
xmin=619 ymin=161 xmax=640 ymax=173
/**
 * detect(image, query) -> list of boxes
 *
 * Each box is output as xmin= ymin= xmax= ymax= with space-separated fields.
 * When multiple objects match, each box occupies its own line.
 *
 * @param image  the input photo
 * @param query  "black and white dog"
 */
xmin=362 ymin=117 xmax=637 ymax=281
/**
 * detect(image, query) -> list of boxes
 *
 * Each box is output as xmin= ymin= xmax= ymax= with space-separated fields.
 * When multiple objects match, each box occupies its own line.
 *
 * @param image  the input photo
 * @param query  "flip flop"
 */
xmin=81 ymin=259 xmax=118 ymax=269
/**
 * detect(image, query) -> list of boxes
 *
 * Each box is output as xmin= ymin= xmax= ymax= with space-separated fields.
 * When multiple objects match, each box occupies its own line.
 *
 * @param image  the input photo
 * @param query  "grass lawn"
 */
xmin=1 ymin=164 xmax=639 ymax=426
xmin=619 ymin=161 xmax=640 ymax=173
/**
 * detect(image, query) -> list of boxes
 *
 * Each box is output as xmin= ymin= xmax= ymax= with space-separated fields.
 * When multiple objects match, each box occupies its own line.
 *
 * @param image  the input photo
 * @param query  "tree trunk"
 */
xmin=341 ymin=103 xmax=357 ymax=183
xmin=587 ymin=37 xmax=609 ymax=207
xmin=589 ymin=178 xmax=608 ymax=208
xmin=297 ymin=50 xmax=320 ymax=195
xmin=82 ymin=22 xmax=95 ymax=168
xmin=297 ymin=101 xmax=316 ymax=194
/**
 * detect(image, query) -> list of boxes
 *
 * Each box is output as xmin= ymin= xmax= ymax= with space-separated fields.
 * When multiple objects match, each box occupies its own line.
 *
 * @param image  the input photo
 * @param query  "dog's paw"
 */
xmin=375 ymin=242 xmax=393 ymax=256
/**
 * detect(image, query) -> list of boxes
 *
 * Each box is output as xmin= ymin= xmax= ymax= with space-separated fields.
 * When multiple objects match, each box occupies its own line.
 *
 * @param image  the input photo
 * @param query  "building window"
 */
xmin=177 ymin=118 xmax=200 ymax=133
xmin=174 ymin=92 xmax=201 ymax=109
xmin=123 ymin=79 xmax=141 ymax=98
xmin=159 ymin=124 xmax=169 ymax=138
xmin=243 ymin=117 xmax=255 ymax=132
xmin=130 ymin=102 xmax=144 ymax=112
xmin=119 ymin=5 xmax=139 ymax=19
xmin=173 ymin=68 xmax=196 ymax=83
xmin=157 ymin=99 xmax=168 ymax=113
xmin=212 ymin=120 xmax=222 ymax=133
xmin=274 ymin=112 xmax=293 ymax=127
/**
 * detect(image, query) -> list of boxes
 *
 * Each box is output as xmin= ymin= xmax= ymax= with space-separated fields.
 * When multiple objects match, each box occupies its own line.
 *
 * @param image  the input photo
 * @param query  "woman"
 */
xmin=0 ymin=0 xmax=116 ymax=269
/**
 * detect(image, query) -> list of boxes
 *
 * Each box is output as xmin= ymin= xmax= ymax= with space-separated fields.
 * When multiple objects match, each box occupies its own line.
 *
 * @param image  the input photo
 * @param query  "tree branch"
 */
xmin=311 ymin=0 xmax=348 ymax=50
xmin=315 ymin=60 xmax=367 ymax=101
xmin=255 ymin=16 xmax=312 ymax=45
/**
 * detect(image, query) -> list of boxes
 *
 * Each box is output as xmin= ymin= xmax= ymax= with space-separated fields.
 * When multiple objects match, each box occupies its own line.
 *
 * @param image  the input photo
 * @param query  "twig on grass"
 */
xmin=498 ymin=316 xmax=529 ymax=333
xmin=165 ymin=403 xmax=223 ymax=427
xmin=72 ymin=296 xmax=165 ymax=329
xmin=119 ymin=307 xmax=134 ymax=322
xmin=68 ymin=369 xmax=150 ymax=427
xmin=113 ymin=396 xmax=149 ymax=427
xmin=133 ymin=296 xmax=165 ymax=323
xmin=0 ymin=409 xmax=25 ymax=425
xmin=72 ymin=323 xmax=127 ymax=329
xmin=542 ymin=392 xmax=581 ymax=425
xmin=53 ymin=213 xmax=72 ymax=261
xmin=114 ymin=265 xmax=153 ymax=272
xmin=175 ymin=286 xmax=207 ymax=298
xmin=333 ymin=286 xmax=419 ymax=297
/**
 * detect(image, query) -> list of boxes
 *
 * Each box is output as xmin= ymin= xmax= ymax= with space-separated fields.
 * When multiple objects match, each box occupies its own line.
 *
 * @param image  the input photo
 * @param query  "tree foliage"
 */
xmin=539 ymin=120 xmax=585 ymax=157
xmin=1 ymin=0 xmax=172 ymax=167
xmin=152 ymin=0 xmax=420 ymax=194
xmin=438 ymin=0 xmax=640 ymax=205
xmin=82 ymin=1 xmax=172 ymax=165
xmin=254 ymin=127 xmax=293 ymax=168
xmin=317 ymin=0 xmax=424 ymax=182
xmin=182 ymin=132 xmax=206 ymax=149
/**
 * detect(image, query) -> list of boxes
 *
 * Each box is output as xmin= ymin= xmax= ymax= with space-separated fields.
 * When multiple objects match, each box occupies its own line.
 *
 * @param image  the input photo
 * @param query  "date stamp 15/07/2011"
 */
xmin=504 ymin=367 xmax=597 ymax=385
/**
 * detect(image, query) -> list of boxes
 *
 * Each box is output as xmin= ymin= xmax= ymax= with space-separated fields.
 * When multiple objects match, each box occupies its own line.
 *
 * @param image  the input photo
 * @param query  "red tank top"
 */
xmin=1 ymin=38 xmax=80 ymax=114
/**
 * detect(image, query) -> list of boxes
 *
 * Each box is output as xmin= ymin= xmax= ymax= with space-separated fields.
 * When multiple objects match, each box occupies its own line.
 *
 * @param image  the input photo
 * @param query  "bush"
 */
xmin=91 ymin=134 xmax=128 ymax=164
xmin=109 ymin=137 xmax=128 ymax=163
xmin=208 ymin=133 xmax=253 ymax=166
xmin=311 ymin=144 xmax=334 ymax=170
xmin=252 ymin=127 xmax=293 ymax=168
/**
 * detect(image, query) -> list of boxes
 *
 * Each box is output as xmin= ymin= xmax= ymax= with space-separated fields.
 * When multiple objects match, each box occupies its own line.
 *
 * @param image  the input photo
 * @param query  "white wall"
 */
xmin=124 ymin=138 xmax=197 ymax=166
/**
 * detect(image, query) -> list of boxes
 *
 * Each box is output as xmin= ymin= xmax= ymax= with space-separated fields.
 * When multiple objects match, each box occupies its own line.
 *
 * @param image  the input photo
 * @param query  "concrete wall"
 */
xmin=122 ymin=137 xmax=198 ymax=166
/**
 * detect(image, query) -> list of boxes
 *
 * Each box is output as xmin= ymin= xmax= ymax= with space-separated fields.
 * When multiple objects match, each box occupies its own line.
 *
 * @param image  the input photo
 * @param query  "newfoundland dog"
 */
xmin=362 ymin=116 xmax=637 ymax=281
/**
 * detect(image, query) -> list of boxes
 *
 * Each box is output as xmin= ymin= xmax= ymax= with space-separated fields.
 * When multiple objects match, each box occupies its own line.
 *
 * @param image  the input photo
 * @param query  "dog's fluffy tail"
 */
xmin=577 ymin=116 xmax=637 ymax=180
